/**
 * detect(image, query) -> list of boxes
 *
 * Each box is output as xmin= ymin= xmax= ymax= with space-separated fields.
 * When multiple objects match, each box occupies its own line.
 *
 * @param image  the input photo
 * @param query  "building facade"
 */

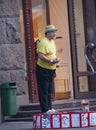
xmin=22 ymin=0 xmax=96 ymax=102
xmin=0 ymin=0 xmax=96 ymax=122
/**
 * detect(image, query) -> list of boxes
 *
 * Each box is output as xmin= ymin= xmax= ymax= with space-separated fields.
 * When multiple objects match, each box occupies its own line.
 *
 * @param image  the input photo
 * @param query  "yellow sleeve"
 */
xmin=36 ymin=42 xmax=49 ymax=55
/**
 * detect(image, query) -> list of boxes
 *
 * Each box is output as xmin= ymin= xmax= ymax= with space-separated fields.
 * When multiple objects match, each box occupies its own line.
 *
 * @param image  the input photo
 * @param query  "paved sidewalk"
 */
xmin=0 ymin=121 xmax=33 ymax=130
xmin=0 ymin=121 xmax=96 ymax=130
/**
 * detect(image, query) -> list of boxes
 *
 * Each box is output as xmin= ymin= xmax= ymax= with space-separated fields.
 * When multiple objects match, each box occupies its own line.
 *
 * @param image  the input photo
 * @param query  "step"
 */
xmin=16 ymin=105 xmax=96 ymax=118
xmin=4 ymin=99 xmax=96 ymax=122
xmin=19 ymin=99 xmax=96 ymax=111
xmin=4 ymin=106 xmax=82 ymax=122
xmin=5 ymin=117 xmax=33 ymax=122
xmin=11 ymin=110 xmax=41 ymax=118
xmin=19 ymin=100 xmax=81 ymax=111
xmin=5 ymin=106 xmax=96 ymax=122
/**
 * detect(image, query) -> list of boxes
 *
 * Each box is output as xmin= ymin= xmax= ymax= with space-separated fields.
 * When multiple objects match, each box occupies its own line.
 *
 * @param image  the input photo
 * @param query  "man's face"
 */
xmin=47 ymin=31 xmax=56 ymax=40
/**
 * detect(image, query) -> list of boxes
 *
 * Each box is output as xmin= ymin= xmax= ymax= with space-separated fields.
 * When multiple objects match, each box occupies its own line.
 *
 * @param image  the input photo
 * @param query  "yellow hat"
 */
xmin=45 ymin=25 xmax=57 ymax=33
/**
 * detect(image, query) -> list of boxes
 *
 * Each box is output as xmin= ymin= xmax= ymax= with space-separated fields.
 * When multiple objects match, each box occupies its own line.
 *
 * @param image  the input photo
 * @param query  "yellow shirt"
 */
xmin=37 ymin=37 xmax=57 ymax=70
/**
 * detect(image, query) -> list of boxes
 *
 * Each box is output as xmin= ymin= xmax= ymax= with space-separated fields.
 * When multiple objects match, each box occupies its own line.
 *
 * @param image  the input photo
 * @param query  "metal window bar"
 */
xmin=84 ymin=43 xmax=96 ymax=74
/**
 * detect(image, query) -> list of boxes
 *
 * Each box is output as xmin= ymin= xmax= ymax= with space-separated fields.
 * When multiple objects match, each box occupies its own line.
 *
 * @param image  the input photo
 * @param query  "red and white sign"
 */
xmin=33 ymin=112 xmax=96 ymax=129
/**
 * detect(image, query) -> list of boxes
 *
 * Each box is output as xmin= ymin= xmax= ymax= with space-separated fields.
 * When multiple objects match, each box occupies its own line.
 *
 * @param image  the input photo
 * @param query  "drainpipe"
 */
xmin=22 ymin=0 xmax=38 ymax=103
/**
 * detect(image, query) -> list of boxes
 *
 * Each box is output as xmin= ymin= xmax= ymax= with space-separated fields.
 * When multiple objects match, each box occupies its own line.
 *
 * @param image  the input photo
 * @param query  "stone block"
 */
xmin=0 ymin=70 xmax=26 ymax=95
xmin=0 ymin=71 xmax=10 ymax=82
xmin=0 ymin=0 xmax=19 ymax=17
xmin=6 ymin=18 xmax=22 ymax=44
xmin=0 ymin=44 xmax=24 ymax=70
xmin=0 ymin=19 xmax=6 ymax=44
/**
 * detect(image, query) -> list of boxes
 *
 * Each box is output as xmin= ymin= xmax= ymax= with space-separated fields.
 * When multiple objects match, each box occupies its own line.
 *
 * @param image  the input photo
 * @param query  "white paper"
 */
xmin=81 ymin=113 xmax=88 ymax=127
xmin=36 ymin=115 xmax=40 ymax=128
xmin=52 ymin=115 xmax=60 ymax=128
xmin=90 ymin=113 xmax=96 ymax=126
xmin=71 ymin=113 xmax=80 ymax=127
xmin=62 ymin=114 xmax=70 ymax=128
xmin=42 ymin=115 xmax=51 ymax=128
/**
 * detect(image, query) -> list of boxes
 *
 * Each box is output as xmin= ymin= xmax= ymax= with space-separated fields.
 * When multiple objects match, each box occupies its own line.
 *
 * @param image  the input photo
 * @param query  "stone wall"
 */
xmin=0 ymin=96 xmax=1 ymax=123
xmin=0 ymin=0 xmax=26 ymax=95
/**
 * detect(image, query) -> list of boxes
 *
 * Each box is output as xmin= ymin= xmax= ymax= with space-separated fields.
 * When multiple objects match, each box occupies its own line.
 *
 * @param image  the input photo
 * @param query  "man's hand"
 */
xmin=56 ymin=62 xmax=60 ymax=67
xmin=50 ymin=58 xmax=60 ymax=64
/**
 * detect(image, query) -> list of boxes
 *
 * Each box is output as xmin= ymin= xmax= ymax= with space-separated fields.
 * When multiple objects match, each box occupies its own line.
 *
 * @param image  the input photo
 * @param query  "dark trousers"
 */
xmin=36 ymin=65 xmax=55 ymax=113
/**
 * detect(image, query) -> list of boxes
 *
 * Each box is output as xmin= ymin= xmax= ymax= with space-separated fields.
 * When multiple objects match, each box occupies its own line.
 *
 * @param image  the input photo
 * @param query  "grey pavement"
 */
xmin=0 ymin=121 xmax=96 ymax=130
xmin=0 ymin=121 xmax=33 ymax=130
